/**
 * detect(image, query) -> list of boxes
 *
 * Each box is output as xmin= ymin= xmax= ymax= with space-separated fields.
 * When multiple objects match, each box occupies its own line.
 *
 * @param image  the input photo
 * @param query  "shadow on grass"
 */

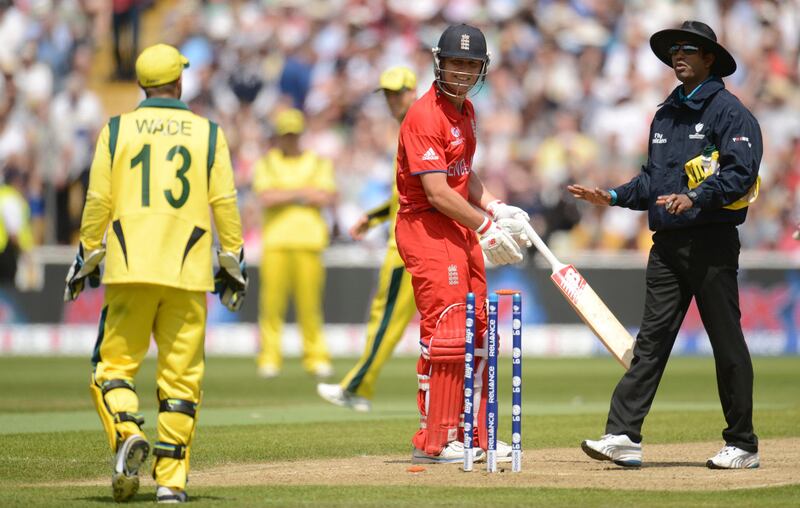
xmin=600 ymin=461 xmax=707 ymax=470
xmin=643 ymin=461 xmax=706 ymax=468
xmin=73 ymin=493 xmax=228 ymax=504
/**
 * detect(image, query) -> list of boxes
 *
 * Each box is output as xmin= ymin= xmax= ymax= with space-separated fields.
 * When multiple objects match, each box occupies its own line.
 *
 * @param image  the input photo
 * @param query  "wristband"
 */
xmin=608 ymin=189 xmax=618 ymax=206
xmin=475 ymin=216 xmax=493 ymax=235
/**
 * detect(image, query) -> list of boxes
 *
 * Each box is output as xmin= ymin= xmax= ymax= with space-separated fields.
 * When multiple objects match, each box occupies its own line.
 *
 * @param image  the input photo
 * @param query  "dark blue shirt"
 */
xmin=612 ymin=77 xmax=762 ymax=231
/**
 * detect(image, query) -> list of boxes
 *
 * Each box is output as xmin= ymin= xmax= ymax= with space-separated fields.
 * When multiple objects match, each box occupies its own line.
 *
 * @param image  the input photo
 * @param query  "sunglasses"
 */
xmin=668 ymin=44 xmax=701 ymax=55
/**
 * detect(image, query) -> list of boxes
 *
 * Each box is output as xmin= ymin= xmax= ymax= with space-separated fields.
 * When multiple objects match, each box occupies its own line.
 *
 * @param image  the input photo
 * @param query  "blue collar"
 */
xmin=662 ymin=76 xmax=724 ymax=111
xmin=678 ymin=76 xmax=714 ymax=102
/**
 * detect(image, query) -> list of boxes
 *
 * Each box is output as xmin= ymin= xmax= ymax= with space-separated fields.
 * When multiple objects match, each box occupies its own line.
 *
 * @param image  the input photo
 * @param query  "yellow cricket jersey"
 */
xmin=253 ymin=148 xmax=336 ymax=251
xmin=364 ymin=160 xmax=400 ymax=248
xmin=81 ymin=97 xmax=243 ymax=291
xmin=0 ymin=185 xmax=33 ymax=253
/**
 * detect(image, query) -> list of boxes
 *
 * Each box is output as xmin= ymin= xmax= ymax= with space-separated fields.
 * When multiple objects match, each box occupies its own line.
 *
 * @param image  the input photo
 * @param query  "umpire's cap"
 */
xmin=434 ymin=24 xmax=489 ymax=62
xmin=375 ymin=66 xmax=417 ymax=92
xmin=135 ymin=44 xmax=189 ymax=87
xmin=650 ymin=20 xmax=736 ymax=77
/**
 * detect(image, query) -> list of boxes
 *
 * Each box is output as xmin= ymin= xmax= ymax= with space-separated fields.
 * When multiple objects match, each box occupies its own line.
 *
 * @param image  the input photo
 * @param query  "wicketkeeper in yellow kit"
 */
xmin=253 ymin=109 xmax=336 ymax=378
xmin=64 ymin=44 xmax=247 ymax=504
xmin=317 ymin=66 xmax=418 ymax=412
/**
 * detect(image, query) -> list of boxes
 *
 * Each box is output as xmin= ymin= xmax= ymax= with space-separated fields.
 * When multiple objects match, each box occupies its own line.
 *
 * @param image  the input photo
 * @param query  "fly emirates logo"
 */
xmin=447 ymin=159 xmax=470 ymax=176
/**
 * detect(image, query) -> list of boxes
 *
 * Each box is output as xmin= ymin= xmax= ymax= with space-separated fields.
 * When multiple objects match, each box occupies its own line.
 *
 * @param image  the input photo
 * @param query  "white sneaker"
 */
xmin=706 ymin=445 xmax=760 ymax=469
xmin=111 ymin=434 xmax=150 ymax=502
xmin=257 ymin=365 xmax=280 ymax=378
xmin=475 ymin=440 xmax=516 ymax=463
xmin=316 ymin=383 xmax=372 ymax=412
xmin=581 ymin=434 xmax=642 ymax=467
xmin=412 ymin=440 xmax=485 ymax=464
xmin=157 ymin=485 xmax=188 ymax=503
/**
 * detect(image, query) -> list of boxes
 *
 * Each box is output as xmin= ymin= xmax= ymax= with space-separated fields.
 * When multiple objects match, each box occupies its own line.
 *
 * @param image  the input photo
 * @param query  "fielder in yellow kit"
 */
xmin=64 ymin=44 xmax=247 ymax=504
xmin=317 ymin=66 xmax=418 ymax=412
xmin=253 ymin=109 xmax=336 ymax=378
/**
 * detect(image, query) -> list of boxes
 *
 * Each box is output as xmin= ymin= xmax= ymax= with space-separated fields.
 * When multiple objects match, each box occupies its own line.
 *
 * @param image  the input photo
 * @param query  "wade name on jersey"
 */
xmin=135 ymin=118 xmax=193 ymax=136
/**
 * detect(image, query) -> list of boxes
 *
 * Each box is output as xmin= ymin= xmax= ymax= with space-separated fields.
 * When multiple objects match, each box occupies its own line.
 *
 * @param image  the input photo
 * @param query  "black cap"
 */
xmin=436 ymin=24 xmax=488 ymax=62
xmin=650 ymin=20 xmax=736 ymax=77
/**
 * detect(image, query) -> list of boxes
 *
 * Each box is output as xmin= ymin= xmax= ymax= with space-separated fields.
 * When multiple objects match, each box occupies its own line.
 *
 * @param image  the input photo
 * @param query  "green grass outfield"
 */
xmin=0 ymin=356 xmax=798 ymax=506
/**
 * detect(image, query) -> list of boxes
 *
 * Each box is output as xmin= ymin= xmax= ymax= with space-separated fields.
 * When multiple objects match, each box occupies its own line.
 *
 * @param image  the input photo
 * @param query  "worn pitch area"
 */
xmin=58 ymin=438 xmax=798 ymax=491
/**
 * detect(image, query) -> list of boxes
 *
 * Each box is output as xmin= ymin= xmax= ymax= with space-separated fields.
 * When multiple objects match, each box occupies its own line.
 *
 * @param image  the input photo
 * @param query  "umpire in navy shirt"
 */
xmin=570 ymin=21 xmax=762 ymax=470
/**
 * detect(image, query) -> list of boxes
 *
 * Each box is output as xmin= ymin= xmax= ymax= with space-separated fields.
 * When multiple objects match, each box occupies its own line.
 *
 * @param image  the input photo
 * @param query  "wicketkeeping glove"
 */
xmin=476 ymin=218 xmax=523 ymax=266
xmin=63 ymin=244 xmax=106 ymax=302
xmin=213 ymin=248 xmax=248 ymax=311
xmin=486 ymin=200 xmax=530 ymax=222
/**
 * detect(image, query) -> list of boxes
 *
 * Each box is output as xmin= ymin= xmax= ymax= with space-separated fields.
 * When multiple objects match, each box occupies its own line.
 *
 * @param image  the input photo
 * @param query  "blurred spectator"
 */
xmin=15 ymin=41 xmax=53 ymax=108
xmin=50 ymin=73 xmax=104 ymax=243
xmin=0 ymin=96 xmax=27 ymax=173
xmin=0 ymin=1 xmax=28 ymax=70
xmin=111 ymin=0 xmax=141 ymax=80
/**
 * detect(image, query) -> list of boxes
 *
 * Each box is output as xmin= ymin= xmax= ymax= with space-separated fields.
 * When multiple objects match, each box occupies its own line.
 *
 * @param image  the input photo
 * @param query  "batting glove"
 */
xmin=497 ymin=218 xmax=534 ymax=248
xmin=213 ymin=248 xmax=248 ymax=311
xmin=64 ymin=244 xmax=105 ymax=302
xmin=476 ymin=218 xmax=523 ymax=266
xmin=486 ymin=200 xmax=530 ymax=223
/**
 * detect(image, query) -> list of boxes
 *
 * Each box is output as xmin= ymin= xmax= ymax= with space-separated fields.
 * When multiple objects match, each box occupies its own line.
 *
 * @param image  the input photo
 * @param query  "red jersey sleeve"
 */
xmin=401 ymin=105 xmax=447 ymax=176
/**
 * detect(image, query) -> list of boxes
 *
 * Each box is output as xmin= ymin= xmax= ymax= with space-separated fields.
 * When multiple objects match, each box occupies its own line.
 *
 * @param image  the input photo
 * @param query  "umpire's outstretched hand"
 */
xmin=567 ymin=185 xmax=612 ymax=206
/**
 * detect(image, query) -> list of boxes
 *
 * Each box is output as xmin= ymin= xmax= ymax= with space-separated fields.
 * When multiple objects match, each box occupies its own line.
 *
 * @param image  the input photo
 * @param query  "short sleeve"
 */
xmin=401 ymin=109 xmax=447 ymax=175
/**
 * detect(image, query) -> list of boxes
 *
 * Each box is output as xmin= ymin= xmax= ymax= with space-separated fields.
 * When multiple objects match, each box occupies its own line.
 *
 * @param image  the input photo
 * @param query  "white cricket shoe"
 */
xmin=257 ymin=365 xmax=280 ymax=379
xmin=412 ymin=440 xmax=485 ymax=464
xmin=111 ymin=434 xmax=150 ymax=502
xmin=581 ymin=434 xmax=642 ymax=467
xmin=476 ymin=440 xmax=516 ymax=463
xmin=157 ymin=485 xmax=188 ymax=503
xmin=706 ymin=445 xmax=760 ymax=469
xmin=316 ymin=383 xmax=372 ymax=412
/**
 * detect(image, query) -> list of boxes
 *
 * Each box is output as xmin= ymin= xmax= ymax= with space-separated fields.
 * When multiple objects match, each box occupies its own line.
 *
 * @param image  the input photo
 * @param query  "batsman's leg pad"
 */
xmin=89 ymin=375 xmax=145 ymax=452
xmin=420 ymin=303 xmax=468 ymax=455
xmin=152 ymin=396 xmax=199 ymax=490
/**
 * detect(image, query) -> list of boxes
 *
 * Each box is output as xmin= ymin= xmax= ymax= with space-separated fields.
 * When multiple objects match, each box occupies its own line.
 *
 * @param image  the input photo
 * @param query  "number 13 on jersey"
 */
xmin=130 ymin=143 xmax=192 ymax=209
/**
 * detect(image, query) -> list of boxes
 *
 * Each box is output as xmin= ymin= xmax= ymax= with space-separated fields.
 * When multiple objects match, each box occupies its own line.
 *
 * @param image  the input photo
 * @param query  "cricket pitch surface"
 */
xmin=66 ymin=437 xmax=799 ymax=491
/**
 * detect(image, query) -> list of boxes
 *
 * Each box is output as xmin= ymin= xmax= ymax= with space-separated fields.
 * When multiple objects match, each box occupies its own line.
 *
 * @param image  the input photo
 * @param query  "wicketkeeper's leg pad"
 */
xmin=152 ymin=395 xmax=200 ymax=490
xmin=89 ymin=375 xmax=146 ymax=452
xmin=417 ymin=303 xmax=468 ymax=455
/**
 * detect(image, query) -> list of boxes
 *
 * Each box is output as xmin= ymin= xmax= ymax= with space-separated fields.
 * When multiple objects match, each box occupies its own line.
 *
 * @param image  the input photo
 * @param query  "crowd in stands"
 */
xmin=1 ymin=0 xmax=799 ymax=263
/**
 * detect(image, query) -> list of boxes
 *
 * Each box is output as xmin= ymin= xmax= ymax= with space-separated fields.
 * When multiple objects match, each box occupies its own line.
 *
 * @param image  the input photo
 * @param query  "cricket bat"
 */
xmin=521 ymin=223 xmax=634 ymax=369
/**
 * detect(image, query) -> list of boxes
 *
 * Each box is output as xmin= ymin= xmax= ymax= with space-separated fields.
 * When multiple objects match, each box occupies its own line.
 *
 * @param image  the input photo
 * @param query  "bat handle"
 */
xmin=522 ymin=222 xmax=562 ymax=270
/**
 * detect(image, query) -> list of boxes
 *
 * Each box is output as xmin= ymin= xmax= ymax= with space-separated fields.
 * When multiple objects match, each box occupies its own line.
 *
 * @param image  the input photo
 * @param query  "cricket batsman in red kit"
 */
xmin=395 ymin=24 xmax=532 ymax=464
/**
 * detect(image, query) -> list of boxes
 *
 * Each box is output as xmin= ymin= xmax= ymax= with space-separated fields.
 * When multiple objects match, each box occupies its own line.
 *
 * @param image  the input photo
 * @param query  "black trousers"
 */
xmin=605 ymin=224 xmax=758 ymax=452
